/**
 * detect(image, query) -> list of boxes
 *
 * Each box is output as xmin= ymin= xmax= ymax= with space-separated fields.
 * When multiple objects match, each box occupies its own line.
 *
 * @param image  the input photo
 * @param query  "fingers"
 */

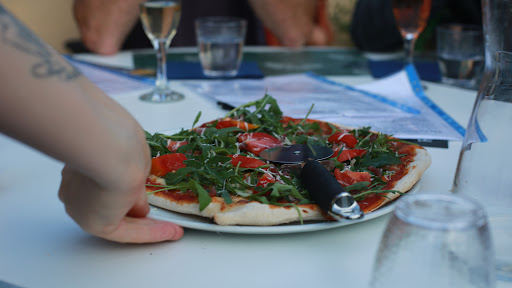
xmin=307 ymin=25 xmax=329 ymax=46
xmin=99 ymin=217 xmax=184 ymax=243
xmin=59 ymin=165 xmax=184 ymax=243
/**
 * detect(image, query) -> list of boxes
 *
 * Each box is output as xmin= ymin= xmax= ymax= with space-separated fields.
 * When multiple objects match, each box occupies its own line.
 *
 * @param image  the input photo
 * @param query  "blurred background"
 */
xmin=0 ymin=0 xmax=357 ymax=53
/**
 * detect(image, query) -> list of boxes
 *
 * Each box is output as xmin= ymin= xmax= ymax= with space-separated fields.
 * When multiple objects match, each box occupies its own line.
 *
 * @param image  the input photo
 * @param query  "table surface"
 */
xmin=1 ymin=48 xmax=502 ymax=288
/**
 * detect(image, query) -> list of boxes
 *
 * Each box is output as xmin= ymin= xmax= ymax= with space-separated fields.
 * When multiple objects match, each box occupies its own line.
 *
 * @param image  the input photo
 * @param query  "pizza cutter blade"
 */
xmin=259 ymin=144 xmax=364 ymax=221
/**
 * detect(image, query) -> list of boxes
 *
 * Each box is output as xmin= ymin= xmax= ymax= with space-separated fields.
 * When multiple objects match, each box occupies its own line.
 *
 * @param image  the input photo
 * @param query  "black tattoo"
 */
xmin=0 ymin=6 xmax=81 ymax=81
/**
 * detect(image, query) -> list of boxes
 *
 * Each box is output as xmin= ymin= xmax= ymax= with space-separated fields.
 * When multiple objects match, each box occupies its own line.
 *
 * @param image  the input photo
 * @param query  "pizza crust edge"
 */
xmin=148 ymin=193 xmax=327 ymax=226
xmin=368 ymin=147 xmax=432 ymax=212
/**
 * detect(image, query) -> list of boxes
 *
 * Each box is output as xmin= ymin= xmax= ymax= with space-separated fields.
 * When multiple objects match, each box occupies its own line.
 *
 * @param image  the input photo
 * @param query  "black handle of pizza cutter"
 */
xmin=300 ymin=159 xmax=364 ymax=220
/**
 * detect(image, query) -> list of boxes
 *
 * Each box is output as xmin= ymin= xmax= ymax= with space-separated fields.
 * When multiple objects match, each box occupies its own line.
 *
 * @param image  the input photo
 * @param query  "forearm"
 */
xmin=0 ymin=5 xmax=183 ymax=243
xmin=0 ymin=10 xmax=150 ymax=189
xmin=73 ymin=0 xmax=145 ymax=55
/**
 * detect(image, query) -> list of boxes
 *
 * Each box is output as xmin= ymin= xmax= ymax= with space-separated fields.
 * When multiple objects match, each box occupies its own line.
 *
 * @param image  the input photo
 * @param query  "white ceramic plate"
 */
xmin=149 ymin=181 xmax=420 ymax=234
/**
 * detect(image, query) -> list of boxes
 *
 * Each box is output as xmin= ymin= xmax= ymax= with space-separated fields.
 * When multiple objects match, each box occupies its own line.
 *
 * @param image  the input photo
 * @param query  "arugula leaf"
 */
xmin=145 ymin=132 xmax=170 ymax=157
xmin=218 ymin=190 xmax=233 ymax=204
xmin=224 ymin=94 xmax=285 ymax=136
xmin=358 ymin=152 xmax=402 ymax=168
xmin=191 ymin=179 xmax=212 ymax=211
xmin=192 ymin=111 xmax=202 ymax=129
xmin=345 ymin=182 xmax=371 ymax=192
xmin=163 ymin=167 xmax=197 ymax=185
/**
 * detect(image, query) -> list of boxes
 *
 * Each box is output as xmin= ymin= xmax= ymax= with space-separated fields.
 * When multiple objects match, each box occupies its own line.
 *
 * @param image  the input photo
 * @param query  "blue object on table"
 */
xmin=167 ymin=61 xmax=264 ymax=79
xmin=368 ymin=60 xmax=442 ymax=82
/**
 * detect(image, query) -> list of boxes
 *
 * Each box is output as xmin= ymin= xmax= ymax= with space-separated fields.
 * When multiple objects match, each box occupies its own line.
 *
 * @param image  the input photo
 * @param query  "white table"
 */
xmin=0 ymin=53 xmax=487 ymax=288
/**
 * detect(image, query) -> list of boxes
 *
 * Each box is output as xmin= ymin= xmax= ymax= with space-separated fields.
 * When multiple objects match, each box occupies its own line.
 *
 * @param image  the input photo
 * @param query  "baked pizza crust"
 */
xmin=148 ymin=193 xmax=326 ymax=225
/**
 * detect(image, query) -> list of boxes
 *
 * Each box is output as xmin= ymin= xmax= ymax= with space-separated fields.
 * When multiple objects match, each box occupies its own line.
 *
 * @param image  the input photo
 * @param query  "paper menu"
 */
xmin=68 ymin=58 xmax=154 ymax=96
xmin=73 ymin=55 xmax=464 ymax=141
xmin=182 ymin=66 xmax=464 ymax=141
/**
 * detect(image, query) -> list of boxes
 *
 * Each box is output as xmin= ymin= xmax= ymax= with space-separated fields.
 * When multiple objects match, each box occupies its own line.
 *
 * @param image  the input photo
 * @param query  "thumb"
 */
xmin=128 ymin=190 xmax=151 ymax=218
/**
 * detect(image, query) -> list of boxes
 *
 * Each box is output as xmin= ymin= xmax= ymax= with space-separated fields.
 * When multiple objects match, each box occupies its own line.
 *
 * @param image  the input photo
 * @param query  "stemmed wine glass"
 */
xmin=392 ymin=0 xmax=432 ymax=64
xmin=139 ymin=0 xmax=184 ymax=103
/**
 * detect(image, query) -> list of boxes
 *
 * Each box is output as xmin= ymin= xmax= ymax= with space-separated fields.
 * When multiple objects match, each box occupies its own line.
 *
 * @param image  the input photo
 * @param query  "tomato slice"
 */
xmin=256 ymin=172 xmax=276 ymax=187
xmin=238 ymin=132 xmax=282 ymax=156
xmin=215 ymin=118 xmax=259 ymax=131
xmin=328 ymin=132 xmax=358 ymax=148
xmin=166 ymin=140 xmax=188 ymax=152
xmin=150 ymin=153 xmax=187 ymax=177
xmin=229 ymin=154 xmax=266 ymax=168
xmin=337 ymin=149 xmax=367 ymax=163
xmin=334 ymin=168 xmax=371 ymax=187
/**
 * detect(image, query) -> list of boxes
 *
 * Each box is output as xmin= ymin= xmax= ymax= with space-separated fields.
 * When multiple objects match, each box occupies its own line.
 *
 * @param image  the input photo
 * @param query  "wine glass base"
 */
xmin=139 ymin=90 xmax=184 ymax=103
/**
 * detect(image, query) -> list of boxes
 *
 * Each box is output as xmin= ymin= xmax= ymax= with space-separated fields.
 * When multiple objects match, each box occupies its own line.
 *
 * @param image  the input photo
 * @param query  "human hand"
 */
xmin=58 ymin=165 xmax=184 ymax=243
xmin=73 ymin=0 xmax=144 ymax=55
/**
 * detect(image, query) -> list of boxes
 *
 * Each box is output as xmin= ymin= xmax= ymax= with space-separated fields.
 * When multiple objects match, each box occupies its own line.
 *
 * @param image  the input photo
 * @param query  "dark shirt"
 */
xmin=122 ymin=0 xmax=265 ymax=50
xmin=350 ymin=0 xmax=482 ymax=52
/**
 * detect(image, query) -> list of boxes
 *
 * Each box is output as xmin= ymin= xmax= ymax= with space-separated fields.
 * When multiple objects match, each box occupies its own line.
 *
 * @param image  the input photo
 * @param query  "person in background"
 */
xmin=350 ymin=0 xmax=482 ymax=53
xmin=0 ymin=4 xmax=183 ymax=243
xmin=72 ymin=0 xmax=334 ymax=55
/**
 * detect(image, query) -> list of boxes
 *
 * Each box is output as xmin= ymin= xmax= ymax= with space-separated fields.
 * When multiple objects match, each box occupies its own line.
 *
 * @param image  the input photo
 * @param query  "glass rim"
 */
xmin=394 ymin=193 xmax=488 ymax=230
xmin=436 ymin=23 xmax=483 ymax=35
xmin=140 ymin=0 xmax=181 ymax=7
xmin=195 ymin=16 xmax=247 ymax=27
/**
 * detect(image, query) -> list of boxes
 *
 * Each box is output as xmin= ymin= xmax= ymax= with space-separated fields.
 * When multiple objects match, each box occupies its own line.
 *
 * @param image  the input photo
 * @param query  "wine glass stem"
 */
xmin=403 ymin=36 xmax=416 ymax=64
xmin=154 ymin=40 xmax=168 ymax=91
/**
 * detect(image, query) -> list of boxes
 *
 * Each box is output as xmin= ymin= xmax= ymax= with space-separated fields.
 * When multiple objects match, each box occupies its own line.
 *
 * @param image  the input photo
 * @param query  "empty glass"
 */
xmin=369 ymin=194 xmax=495 ymax=288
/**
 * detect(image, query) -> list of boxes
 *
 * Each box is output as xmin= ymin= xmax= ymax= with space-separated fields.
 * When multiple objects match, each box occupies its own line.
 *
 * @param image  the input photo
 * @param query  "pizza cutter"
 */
xmin=259 ymin=144 xmax=364 ymax=221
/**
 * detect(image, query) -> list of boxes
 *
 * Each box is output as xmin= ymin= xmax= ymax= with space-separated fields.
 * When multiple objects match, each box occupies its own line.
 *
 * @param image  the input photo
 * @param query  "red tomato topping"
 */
xmin=215 ymin=118 xmax=259 ymax=131
xmin=329 ymin=146 xmax=342 ymax=159
xmin=256 ymin=172 xmax=276 ymax=187
xmin=150 ymin=153 xmax=187 ymax=177
xmin=166 ymin=140 xmax=188 ymax=152
xmin=334 ymin=169 xmax=371 ymax=187
xmin=337 ymin=149 xmax=367 ymax=163
xmin=228 ymin=154 xmax=266 ymax=168
xmin=238 ymin=132 xmax=282 ymax=156
xmin=328 ymin=132 xmax=358 ymax=148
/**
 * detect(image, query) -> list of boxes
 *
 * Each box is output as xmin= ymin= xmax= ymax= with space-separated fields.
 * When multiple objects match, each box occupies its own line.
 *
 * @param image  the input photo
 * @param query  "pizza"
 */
xmin=145 ymin=95 xmax=431 ymax=226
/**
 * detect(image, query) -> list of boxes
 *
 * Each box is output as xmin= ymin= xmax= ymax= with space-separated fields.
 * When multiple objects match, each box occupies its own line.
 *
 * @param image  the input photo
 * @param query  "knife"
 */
xmin=259 ymin=144 xmax=364 ymax=221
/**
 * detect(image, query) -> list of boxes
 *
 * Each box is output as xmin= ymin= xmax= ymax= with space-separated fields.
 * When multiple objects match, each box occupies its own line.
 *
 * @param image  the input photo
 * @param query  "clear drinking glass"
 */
xmin=369 ymin=194 xmax=495 ymax=288
xmin=139 ymin=0 xmax=184 ymax=103
xmin=392 ymin=0 xmax=432 ymax=64
xmin=436 ymin=24 xmax=484 ymax=89
xmin=195 ymin=17 xmax=247 ymax=78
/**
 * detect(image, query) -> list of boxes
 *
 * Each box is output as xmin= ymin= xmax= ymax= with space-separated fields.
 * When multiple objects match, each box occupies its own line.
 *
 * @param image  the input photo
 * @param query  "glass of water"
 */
xmin=436 ymin=24 xmax=484 ymax=90
xmin=369 ymin=193 xmax=495 ymax=288
xmin=195 ymin=17 xmax=247 ymax=78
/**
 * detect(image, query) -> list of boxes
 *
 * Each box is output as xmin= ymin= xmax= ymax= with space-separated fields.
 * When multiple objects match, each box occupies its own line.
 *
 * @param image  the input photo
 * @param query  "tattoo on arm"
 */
xmin=0 ymin=6 xmax=81 ymax=81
